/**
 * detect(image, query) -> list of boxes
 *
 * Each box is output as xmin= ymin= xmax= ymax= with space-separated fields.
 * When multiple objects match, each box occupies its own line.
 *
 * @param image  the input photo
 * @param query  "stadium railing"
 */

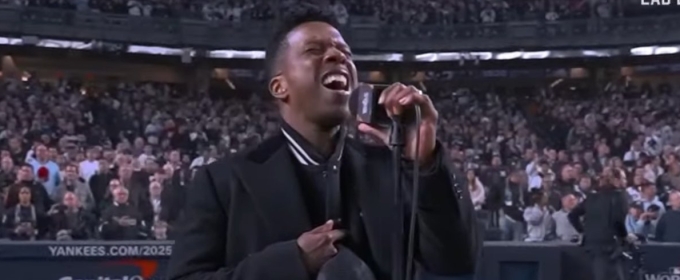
xmin=0 ymin=5 xmax=679 ymax=52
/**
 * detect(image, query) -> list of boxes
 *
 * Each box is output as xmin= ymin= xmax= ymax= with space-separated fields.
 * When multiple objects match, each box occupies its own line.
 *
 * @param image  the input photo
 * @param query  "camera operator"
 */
xmin=568 ymin=167 xmax=631 ymax=280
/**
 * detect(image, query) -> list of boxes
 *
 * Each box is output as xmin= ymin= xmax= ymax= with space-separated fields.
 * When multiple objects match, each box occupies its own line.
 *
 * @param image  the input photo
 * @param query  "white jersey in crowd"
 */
xmin=78 ymin=160 xmax=100 ymax=182
xmin=190 ymin=156 xmax=217 ymax=169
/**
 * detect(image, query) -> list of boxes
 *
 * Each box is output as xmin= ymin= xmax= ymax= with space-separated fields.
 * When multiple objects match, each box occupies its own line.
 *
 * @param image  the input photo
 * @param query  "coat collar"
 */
xmin=235 ymin=132 xmax=375 ymax=242
xmin=280 ymin=121 xmax=346 ymax=166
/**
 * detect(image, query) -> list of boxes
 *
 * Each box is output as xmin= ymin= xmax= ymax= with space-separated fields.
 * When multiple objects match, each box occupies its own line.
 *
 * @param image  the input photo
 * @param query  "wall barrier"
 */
xmin=1 ymin=240 xmax=679 ymax=280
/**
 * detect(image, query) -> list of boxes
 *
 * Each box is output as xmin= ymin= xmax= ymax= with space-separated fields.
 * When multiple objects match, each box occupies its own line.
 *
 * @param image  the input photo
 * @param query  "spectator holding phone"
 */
xmin=2 ymin=186 xmax=43 ymax=240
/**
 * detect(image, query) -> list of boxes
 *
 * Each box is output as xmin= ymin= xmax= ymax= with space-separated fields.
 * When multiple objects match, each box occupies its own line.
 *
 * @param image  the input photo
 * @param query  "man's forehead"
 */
xmin=285 ymin=21 xmax=346 ymax=46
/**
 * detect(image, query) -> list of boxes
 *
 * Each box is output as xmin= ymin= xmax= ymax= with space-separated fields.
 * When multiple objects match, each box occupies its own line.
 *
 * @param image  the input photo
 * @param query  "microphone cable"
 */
xmin=404 ymin=105 xmax=422 ymax=280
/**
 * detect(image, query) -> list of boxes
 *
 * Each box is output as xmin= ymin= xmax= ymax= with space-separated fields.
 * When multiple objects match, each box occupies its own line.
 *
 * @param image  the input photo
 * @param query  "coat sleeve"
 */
xmin=567 ymin=200 xmax=585 ymax=233
xmin=404 ymin=142 xmax=480 ymax=276
xmin=166 ymin=161 xmax=310 ymax=280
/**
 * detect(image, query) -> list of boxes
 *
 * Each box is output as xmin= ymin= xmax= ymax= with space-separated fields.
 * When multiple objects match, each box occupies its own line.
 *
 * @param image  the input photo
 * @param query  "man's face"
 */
xmin=36 ymin=145 xmax=48 ymax=159
xmin=272 ymin=21 xmax=358 ymax=128
xmin=1 ymin=157 xmax=13 ymax=170
xmin=149 ymin=182 xmax=162 ymax=197
xmin=18 ymin=166 xmax=32 ymax=181
xmin=48 ymin=148 xmax=58 ymax=159
xmin=63 ymin=193 xmax=77 ymax=208
xmin=629 ymin=207 xmax=641 ymax=218
xmin=109 ymin=179 xmax=122 ymax=192
xmin=114 ymin=188 xmax=129 ymax=204
xmin=169 ymin=151 xmax=180 ymax=163
xmin=558 ymin=151 xmax=568 ymax=161
xmin=562 ymin=195 xmax=577 ymax=210
xmin=118 ymin=165 xmax=132 ymax=179
xmin=579 ymin=177 xmax=591 ymax=189
xmin=8 ymin=138 xmax=20 ymax=149
xmin=86 ymin=150 xmax=97 ymax=160
xmin=668 ymin=192 xmax=680 ymax=209
xmin=65 ymin=166 xmax=78 ymax=180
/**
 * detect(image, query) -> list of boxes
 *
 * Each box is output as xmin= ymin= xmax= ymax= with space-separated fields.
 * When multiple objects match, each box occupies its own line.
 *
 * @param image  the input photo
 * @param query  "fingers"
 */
xmin=319 ymin=230 xmax=345 ymax=256
xmin=325 ymin=229 xmax=346 ymax=243
xmin=357 ymin=123 xmax=388 ymax=145
xmin=378 ymin=83 xmax=438 ymax=121
xmin=309 ymin=220 xmax=334 ymax=234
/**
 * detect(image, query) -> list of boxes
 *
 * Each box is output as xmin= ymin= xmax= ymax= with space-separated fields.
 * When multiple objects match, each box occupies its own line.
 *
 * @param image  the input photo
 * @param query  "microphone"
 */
xmin=349 ymin=83 xmax=424 ymax=280
xmin=349 ymin=84 xmax=419 ymax=128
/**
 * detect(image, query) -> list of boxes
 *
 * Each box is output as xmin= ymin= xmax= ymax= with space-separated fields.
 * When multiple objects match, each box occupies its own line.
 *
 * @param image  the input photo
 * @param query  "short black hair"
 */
xmin=264 ymin=5 xmax=340 ymax=81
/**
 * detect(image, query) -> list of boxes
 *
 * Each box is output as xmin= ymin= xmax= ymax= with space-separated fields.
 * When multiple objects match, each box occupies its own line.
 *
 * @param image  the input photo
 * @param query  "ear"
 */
xmin=269 ymin=75 xmax=288 ymax=101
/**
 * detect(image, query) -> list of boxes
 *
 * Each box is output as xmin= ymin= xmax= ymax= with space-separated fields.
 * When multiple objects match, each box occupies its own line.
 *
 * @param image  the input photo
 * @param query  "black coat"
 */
xmin=167 ymin=133 xmax=480 ymax=280
xmin=568 ymin=188 xmax=628 ymax=249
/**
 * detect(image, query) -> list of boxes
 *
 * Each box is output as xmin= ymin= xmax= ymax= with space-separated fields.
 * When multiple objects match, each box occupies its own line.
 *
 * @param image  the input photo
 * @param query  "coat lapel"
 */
xmin=343 ymin=142 xmax=391 ymax=256
xmin=237 ymin=135 xmax=311 ymax=241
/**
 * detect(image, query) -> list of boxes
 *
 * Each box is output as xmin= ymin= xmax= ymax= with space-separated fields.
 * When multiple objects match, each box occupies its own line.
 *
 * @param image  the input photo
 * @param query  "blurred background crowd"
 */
xmin=1 ymin=74 xmax=680 ymax=243
xmin=0 ymin=0 xmax=679 ymax=246
xmin=1 ymin=0 xmax=674 ymax=24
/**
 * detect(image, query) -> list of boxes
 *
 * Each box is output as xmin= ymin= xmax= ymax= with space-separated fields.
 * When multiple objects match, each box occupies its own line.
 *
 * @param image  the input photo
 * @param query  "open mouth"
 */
xmin=321 ymin=72 xmax=350 ymax=93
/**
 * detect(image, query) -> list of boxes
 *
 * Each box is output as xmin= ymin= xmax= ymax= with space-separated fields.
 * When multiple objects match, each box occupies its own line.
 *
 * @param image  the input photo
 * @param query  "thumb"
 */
xmin=357 ymin=123 xmax=388 ymax=145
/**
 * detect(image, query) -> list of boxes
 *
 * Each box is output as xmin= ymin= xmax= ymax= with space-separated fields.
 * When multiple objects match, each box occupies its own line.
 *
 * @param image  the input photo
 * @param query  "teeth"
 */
xmin=322 ymin=74 xmax=348 ymax=88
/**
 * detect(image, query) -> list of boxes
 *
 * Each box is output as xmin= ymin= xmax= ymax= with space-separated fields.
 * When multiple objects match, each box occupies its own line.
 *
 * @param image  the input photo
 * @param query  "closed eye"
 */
xmin=305 ymin=47 xmax=324 ymax=55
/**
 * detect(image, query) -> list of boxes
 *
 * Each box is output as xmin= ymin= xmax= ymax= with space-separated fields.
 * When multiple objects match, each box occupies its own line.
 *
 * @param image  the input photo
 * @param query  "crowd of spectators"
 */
xmin=1 ymin=72 xmax=680 ymax=243
xmin=0 ymin=0 xmax=666 ymax=26
xmin=427 ymin=79 xmax=680 ymax=243
xmin=0 ymin=76 xmax=275 ymax=240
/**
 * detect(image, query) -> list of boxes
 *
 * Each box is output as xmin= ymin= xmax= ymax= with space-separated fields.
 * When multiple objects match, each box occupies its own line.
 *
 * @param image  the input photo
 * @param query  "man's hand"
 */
xmin=357 ymin=83 xmax=438 ymax=166
xmin=297 ymin=220 xmax=346 ymax=274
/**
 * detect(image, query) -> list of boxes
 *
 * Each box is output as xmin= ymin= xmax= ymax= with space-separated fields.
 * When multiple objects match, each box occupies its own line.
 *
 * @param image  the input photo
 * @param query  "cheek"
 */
xmin=349 ymin=64 xmax=358 ymax=84
xmin=286 ymin=64 xmax=317 ymax=90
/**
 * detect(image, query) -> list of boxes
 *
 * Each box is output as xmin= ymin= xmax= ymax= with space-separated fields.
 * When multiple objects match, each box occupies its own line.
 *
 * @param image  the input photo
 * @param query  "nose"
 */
xmin=324 ymin=48 xmax=347 ymax=65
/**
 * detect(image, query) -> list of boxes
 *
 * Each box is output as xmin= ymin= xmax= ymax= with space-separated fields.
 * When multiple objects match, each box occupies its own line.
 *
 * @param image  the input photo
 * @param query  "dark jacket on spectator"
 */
xmin=48 ymin=205 xmax=96 ymax=240
xmin=484 ymin=167 xmax=509 ymax=211
xmin=99 ymin=202 xmax=148 ymax=240
xmin=160 ymin=169 xmax=189 ymax=225
xmin=139 ymin=193 xmax=170 ymax=226
xmin=655 ymin=210 xmax=680 ymax=242
xmin=88 ymin=171 xmax=116 ymax=208
xmin=501 ymin=181 xmax=526 ymax=222
xmin=0 ymin=170 xmax=15 ymax=190
xmin=568 ymin=188 xmax=628 ymax=249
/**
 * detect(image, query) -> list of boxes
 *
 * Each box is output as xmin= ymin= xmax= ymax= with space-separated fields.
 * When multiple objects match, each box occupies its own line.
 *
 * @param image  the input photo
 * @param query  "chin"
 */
xmin=317 ymin=110 xmax=351 ymax=129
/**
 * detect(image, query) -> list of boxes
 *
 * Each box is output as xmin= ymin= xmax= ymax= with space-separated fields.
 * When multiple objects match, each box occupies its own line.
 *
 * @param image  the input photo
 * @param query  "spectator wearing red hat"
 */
xmin=26 ymin=144 xmax=61 ymax=199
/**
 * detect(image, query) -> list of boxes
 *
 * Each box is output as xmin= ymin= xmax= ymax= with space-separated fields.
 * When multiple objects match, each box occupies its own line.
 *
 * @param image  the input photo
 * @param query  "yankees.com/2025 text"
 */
xmin=48 ymin=245 xmax=172 ymax=257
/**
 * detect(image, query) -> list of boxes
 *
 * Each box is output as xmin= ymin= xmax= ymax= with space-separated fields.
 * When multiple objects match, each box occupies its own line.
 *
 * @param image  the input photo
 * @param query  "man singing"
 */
xmin=167 ymin=6 xmax=479 ymax=280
